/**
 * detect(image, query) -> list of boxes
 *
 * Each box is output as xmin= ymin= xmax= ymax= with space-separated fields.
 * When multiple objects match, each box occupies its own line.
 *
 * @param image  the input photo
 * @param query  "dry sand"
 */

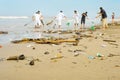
xmin=0 ymin=25 xmax=120 ymax=80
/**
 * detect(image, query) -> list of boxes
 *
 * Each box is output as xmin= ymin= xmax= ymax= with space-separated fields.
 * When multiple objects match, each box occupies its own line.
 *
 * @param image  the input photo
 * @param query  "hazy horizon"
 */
xmin=0 ymin=0 xmax=120 ymax=19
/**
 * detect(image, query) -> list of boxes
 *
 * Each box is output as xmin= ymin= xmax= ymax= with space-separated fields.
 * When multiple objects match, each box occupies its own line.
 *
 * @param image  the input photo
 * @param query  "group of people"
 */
xmin=32 ymin=7 xmax=111 ymax=31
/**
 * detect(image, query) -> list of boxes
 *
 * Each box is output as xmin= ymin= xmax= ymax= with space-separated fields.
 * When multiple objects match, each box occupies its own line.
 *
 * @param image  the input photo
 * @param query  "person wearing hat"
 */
xmin=32 ymin=11 xmax=42 ymax=28
xmin=96 ymin=7 xmax=108 ymax=30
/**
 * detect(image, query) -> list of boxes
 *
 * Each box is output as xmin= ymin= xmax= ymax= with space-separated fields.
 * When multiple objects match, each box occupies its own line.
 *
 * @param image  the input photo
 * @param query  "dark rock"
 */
xmin=29 ymin=60 xmax=34 ymax=65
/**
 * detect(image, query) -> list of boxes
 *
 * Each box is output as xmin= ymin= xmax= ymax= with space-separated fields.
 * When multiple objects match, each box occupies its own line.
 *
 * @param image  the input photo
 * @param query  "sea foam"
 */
xmin=0 ymin=16 xmax=29 ymax=19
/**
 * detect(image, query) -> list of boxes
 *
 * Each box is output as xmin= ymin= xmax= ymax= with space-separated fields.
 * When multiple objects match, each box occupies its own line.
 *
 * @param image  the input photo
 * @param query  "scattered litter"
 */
xmin=18 ymin=54 xmax=25 ymax=60
xmin=99 ymin=33 xmax=104 ymax=36
xmin=29 ymin=60 xmax=34 ymax=66
xmin=108 ymin=53 xmax=120 ymax=57
xmin=74 ymin=53 xmax=79 ymax=57
xmin=72 ymin=62 xmax=77 ymax=64
xmin=51 ymin=53 xmax=64 ymax=60
xmin=103 ymin=39 xmax=116 ymax=42
xmin=44 ymin=51 xmax=50 ymax=55
xmin=101 ymin=44 xmax=107 ymax=48
xmin=115 ymin=65 xmax=120 ymax=67
xmin=27 ymin=44 xmax=35 ymax=50
xmin=88 ymin=56 xmax=95 ymax=59
xmin=108 ymin=42 xmax=118 ymax=48
xmin=68 ymin=49 xmax=73 ymax=52
xmin=51 ymin=59 xmax=58 ymax=62
xmin=0 ymin=45 xmax=2 ymax=48
xmin=96 ymin=53 xmax=104 ymax=57
xmin=7 ymin=54 xmax=25 ymax=60
xmin=73 ymin=49 xmax=85 ymax=57
xmin=0 ymin=58 xmax=6 ymax=62
xmin=0 ymin=31 xmax=8 ymax=34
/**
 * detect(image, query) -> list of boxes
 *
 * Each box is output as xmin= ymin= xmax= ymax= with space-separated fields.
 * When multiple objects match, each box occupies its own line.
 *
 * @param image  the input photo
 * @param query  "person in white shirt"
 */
xmin=55 ymin=11 xmax=66 ymax=30
xmin=73 ymin=10 xmax=80 ymax=30
xmin=39 ymin=12 xmax=44 ymax=27
xmin=32 ymin=11 xmax=42 ymax=28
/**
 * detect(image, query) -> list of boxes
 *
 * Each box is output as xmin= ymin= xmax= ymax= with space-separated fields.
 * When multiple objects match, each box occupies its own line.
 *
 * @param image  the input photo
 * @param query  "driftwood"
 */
xmin=108 ymin=53 xmax=120 ymax=57
xmin=103 ymin=39 xmax=116 ymax=42
xmin=50 ymin=56 xmax=64 ymax=60
xmin=0 ymin=31 xmax=8 ymax=34
xmin=80 ymin=34 xmax=93 ymax=38
xmin=59 ymin=31 xmax=73 ymax=34
xmin=11 ymin=38 xmax=79 ymax=45
xmin=108 ymin=42 xmax=118 ymax=46
xmin=35 ymin=39 xmax=79 ymax=45
xmin=46 ymin=20 xmax=53 ymax=25
xmin=7 ymin=54 xmax=25 ymax=60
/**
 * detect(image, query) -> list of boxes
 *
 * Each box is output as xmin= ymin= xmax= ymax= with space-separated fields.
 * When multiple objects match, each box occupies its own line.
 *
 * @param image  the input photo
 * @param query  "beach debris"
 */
xmin=108 ymin=42 xmax=118 ymax=46
xmin=46 ymin=20 xmax=53 ymax=25
xmin=68 ymin=49 xmax=73 ymax=52
xmin=28 ymin=58 xmax=41 ymax=66
xmin=90 ymin=26 xmax=95 ymax=31
xmin=44 ymin=51 xmax=50 ymax=55
xmin=75 ymin=32 xmax=81 ymax=35
xmin=74 ymin=53 xmax=79 ymax=57
xmin=107 ymin=53 xmax=120 ymax=57
xmin=96 ymin=53 xmax=104 ymax=57
xmin=72 ymin=62 xmax=77 ymax=64
xmin=72 ymin=38 xmax=79 ymax=46
xmin=88 ymin=56 xmax=95 ymax=59
xmin=7 ymin=56 xmax=18 ymax=60
xmin=12 ymin=38 xmax=79 ymax=45
xmin=99 ymin=33 xmax=104 ymax=36
xmin=101 ymin=44 xmax=107 ymax=48
xmin=103 ymin=39 xmax=116 ymax=42
xmin=0 ymin=45 xmax=2 ymax=48
xmin=80 ymin=34 xmax=94 ymax=38
xmin=115 ymin=65 xmax=120 ymax=67
xmin=0 ymin=31 xmax=8 ymax=34
xmin=51 ymin=59 xmax=58 ymax=62
xmin=36 ymin=38 xmax=79 ymax=45
xmin=73 ymin=49 xmax=85 ymax=57
xmin=94 ymin=36 xmax=98 ymax=39
xmin=18 ymin=54 xmax=25 ymax=60
xmin=50 ymin=53 xmax=64 ymax=60
xmin=7 ymin=54 xmax=25 ymax=60
xmin=27 ymin=44 xmax=35 ymax=50
xmin=59 ymin=30 xmax=73 ymax=34
xmin=66 ymin=22 xmax=70 ymax=26
xmin=0 ymin=58 xmax=6 ymax=62
xmin=29 ymin=60 xmax=34 ymax=65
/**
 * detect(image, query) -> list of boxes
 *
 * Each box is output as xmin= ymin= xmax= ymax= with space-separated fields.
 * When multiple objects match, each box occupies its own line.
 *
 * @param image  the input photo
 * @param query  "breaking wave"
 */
xmin=0 ymin=16 xmax=29 ymax=19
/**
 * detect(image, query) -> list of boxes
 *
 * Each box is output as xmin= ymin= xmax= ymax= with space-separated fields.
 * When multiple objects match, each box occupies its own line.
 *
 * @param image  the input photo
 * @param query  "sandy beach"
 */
xmin=0 ymin=24 xmax=120 ymax=80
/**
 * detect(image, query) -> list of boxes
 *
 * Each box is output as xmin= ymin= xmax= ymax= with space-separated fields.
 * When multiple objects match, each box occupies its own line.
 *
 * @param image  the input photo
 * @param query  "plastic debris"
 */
xmin=88 ymin=56 xmax=95 ymax=59
xmin=0 ymin=45 xmax=2 ymax=48
xmin=97 ymin=53 xmax=104 ymax=57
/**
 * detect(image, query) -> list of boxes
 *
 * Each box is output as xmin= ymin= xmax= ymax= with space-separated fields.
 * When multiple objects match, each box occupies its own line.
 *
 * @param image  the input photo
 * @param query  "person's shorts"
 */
xmin=74 ymin=18 xmax=79 ymax=24
xmin=34 ymin=20 xmax=41 ymax=26
xmin=81 ymin=19 xmax=85 ymax=24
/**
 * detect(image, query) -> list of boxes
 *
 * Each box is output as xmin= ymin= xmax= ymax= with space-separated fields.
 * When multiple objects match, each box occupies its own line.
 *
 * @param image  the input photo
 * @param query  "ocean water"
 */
xmin=0 ymin=16 xmax=105 ymax=44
